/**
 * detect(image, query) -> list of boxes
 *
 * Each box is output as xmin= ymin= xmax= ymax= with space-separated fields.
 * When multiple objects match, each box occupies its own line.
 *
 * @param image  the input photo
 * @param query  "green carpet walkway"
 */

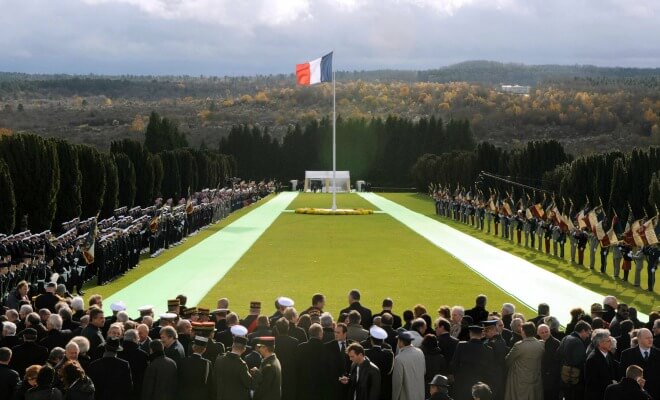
xmin=103 ymin=192 xmax=299 ymax=314
xmin=359 ymin=192 xmax=649 ymax=325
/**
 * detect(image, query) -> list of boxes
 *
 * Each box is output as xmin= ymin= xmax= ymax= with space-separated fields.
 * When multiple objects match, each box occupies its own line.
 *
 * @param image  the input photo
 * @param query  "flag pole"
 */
xmin=332 ymin=55 xmax=337 ymax=211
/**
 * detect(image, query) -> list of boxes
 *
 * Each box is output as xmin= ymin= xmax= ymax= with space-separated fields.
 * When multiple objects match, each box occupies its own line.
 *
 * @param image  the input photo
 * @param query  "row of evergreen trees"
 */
xmin=219 ymin=115 xmax=475 ymax=186
xmin=0 ymin=112 xmax=234 ymax=234
xmin=412 ymin=141 xmax=660 ymax=219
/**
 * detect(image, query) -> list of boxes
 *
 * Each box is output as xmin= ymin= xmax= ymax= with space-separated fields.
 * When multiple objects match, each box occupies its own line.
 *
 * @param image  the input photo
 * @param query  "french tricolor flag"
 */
xmin=296 ymin=52 xmax=333 ymax=85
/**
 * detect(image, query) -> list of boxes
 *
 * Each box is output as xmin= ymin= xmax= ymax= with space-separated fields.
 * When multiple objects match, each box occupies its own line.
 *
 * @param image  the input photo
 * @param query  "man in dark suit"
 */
xmin=39 ymin=314 xmax=71 ymax=351
xmin=273 ymin=318 xmax=298 ymax=400
xmin=0 ymin=347 xmax=20 ymax=400
xmin=380 ymin=313 xmax=399 ymax=351
xmin=373 ymin=298 xmax=402 ymax=329
xmin=8 ymin=328 xmax=48 ymax=375
xmin=283 ymin=308 xmax=308 ymax=344
xmin=296 ymin=323 xmax=327 ymax=400
xmin=340 ymin=343 xmax=381 ymax=400
xmin=33 ymin=282 xmax=62 ymax=313
xmin=340 ymin=289 xmax=372 ymax=330
xmin=365 ymin=326 xmax=393 ymax=400
xmin=81 ymin=306 xmax=105 ymax=360
xmin=604 ymin=364 xmax=652 ymax=400
xmin=160 ymin=325 xmax=185 ymax=366
xmin=584 ymin=329 xmax=617 ymax=400
xmin=465 ymin=295 xmax=489 ymax=324
xmin=325 ymin=322 xmax=351 ymax=400
xmin=434 ymin=317 xmax=459 ymax=369
xmin=87 ymin=338 xmax=134 ymax=400
xmin=538 ymin=323 xmax=561 ymax=400
xmin=178 ymin=336 xmax=212 ymax=400
xmin=619 ymin=328 xmax=660 ymax=400
xmin=118 ymin=329 xmax=149 ymax=400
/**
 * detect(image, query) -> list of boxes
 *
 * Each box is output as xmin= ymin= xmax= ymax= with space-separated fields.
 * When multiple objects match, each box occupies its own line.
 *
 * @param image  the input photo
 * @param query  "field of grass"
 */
xmin=380 ymin=193 xmax=659 ymax=315
xmin=82 ymin=195 xmax=276 ymax=301
xmin=199 ymin=193 xmax=536 ymax=318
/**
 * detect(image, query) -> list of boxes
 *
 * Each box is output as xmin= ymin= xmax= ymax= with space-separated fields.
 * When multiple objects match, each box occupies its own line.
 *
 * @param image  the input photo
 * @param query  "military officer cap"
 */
xmin=110 ymin=301 xmax=127 ymax=312
xmin=193 ymin=336 xmax=209 ymax=347
xmin=192 ymin=321 xmax=216 ymax=334
xmin=233 ymin=336 xmax=248 ymax=346
xmin=138 ymin=305 xmax=154 ymax=315
xmin=590 ymin=303 xmax=604 ymax=315
xmin=182 ymin=307 xmax=197 ymax=318
xmin=231 ymin=325 xmax=248 ymax=337
xmin=277 ymin=297 xmax=294 ymax=307
xmin=369 ymin=326 xmax=388 ymax=340
xmin=249 ymin=301 xmax=261 ymax=311
xmin=255 ymin=336 xmax=275 ymax=346
xmin=160 ymin=312 xmax=178 ymax=320
xmin=429 ymin=374 xmax=449 ymax=388
xmin=167 ymin=299 xmax=180 ymax=307
xmin=468 ymin=325 xmax=484 ymax=333
xmin=482 ymin=320 xmax=498 ymax=328
xmin=197 ymin=307 xmax=210 ymax=316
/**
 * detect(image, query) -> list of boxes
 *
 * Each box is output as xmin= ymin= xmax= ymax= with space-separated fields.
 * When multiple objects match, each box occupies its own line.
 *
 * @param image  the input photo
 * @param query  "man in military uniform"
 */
xmin=250 ymin=336 xmax=282 ymax=400
xmin=215 ymin=335 xmax=253 ymax=400
xmin=482 ymin=320 xmax=508 ymax=400
xmin=178 ymin=335 xmax=212 ymax=399
xmin=450 ymin=325 xmax=494 ymax=400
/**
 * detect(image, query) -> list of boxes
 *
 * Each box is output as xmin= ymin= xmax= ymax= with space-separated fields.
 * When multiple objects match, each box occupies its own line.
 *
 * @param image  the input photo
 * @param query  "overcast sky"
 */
xmin=1 ymin=0 xmax=658 ymax=76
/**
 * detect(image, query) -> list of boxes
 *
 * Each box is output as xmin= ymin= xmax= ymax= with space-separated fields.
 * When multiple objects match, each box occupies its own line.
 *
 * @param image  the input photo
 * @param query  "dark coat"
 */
xmin=0 ymin=335 xmax=21 ymax=349
xmin=25 ymin=387 xmax=63 ymax=400
xmin=584 ymin=350 xmax=617 ymax=400
xmin=340 ymin=302 xmax=373 ymax=330
xmin=604 ymin=377 xmax=652 ymax=400
xmin=33 ymin=293 xmax=62 ymax=313
xmin=62 ymin=376 xmax=95 ymax=400
xmin=289 ymin=326 xmax=307 ymax=344
xmin=214 ymin=352 xmax=252 ymax=400
xmin=117 ymin=341 xmax=149 ymax=400
xmin=39 ymin=330 xmax=72 ymax=352
xmin=541 ymin=335 xmax=561 ymax=398
xmin=324 ymin=339 xmax=351 ymax=400
xmin=141 ymin=353 xmax=178 ymax=400
xmin=295 ymin=338 xmax=326 ymax=400
xmin=373 ymin=310 xmax=402 ymax=330
xmin=465 ymin=306 xmax=488 ymax=324
xmin=253 ymin=354 xmax=282 ymax=400
xmin=0 ymin=363 xmax=20 ymax=400
xmin=274 ymin=334 xmax=298 ymax=400
xmin=163 ymin=340 xmax=185 ymax=366
xmin=347 ymin=358 xmax=381 ymax=400
xmin=365 ymin=345 xmax=393 ymax=400
xmin=87 ymin=354 xmax=133 ymax=400
xmin=9 ymin=342 xmax=48 ymax=376
xmin=423 ymin=348 xmax=448 ymax=397
xmin=619 ymin=347 xmax=660 ymax=400
xmin=79 ymin=326 xmax=104 ymax=360
xmin=436 ymin=333 xmax=459 ymax=369
xmin=450 ymin=339 xmax=494 ymax=400
xmin=178 ymin=353 xmax=211 ymax=400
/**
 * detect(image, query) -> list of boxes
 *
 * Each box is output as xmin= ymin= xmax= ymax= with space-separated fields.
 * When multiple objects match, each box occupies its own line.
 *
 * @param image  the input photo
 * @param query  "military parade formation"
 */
xmin=0 ymin=181 xmax=277 ymax=306
xmin=432 ymin=186 xmax=660 ymax=293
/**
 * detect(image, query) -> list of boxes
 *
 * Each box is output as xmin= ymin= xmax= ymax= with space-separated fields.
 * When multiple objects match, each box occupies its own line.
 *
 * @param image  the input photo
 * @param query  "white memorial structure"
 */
xmin=304 ymin=171 xmax=351 ymax=192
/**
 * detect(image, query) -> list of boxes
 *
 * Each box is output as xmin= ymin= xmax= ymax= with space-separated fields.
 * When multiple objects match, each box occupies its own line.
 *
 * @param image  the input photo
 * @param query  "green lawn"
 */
xmin=380 ymin=192 xmax=660 ymax=315
xmin=82 ymin=194 xmax=276 ymax=302
xmin=199 ymin=193 xmax=536 ymax=319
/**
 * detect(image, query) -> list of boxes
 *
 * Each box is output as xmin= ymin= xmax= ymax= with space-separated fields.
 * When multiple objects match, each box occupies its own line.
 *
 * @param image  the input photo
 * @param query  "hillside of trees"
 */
xmin=0 ymin=61 xmax=658 ymax=155
xmin=0 ymin=112 xmax=234 ymax=234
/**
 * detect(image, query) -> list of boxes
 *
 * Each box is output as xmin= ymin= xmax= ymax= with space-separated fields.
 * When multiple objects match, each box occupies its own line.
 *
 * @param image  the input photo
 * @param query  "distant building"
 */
xmin=500 ymin=84 xmax=531 ymax=94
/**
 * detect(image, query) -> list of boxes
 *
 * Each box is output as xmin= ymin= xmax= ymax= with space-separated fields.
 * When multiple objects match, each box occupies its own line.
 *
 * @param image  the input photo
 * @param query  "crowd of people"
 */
xmin=432 ymin=189 xmax=659 ymax=293
xmin=0 ymin=180 xmax=277 ymax=306
xmin=0 ymin=287 xmax=658 ymax=400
